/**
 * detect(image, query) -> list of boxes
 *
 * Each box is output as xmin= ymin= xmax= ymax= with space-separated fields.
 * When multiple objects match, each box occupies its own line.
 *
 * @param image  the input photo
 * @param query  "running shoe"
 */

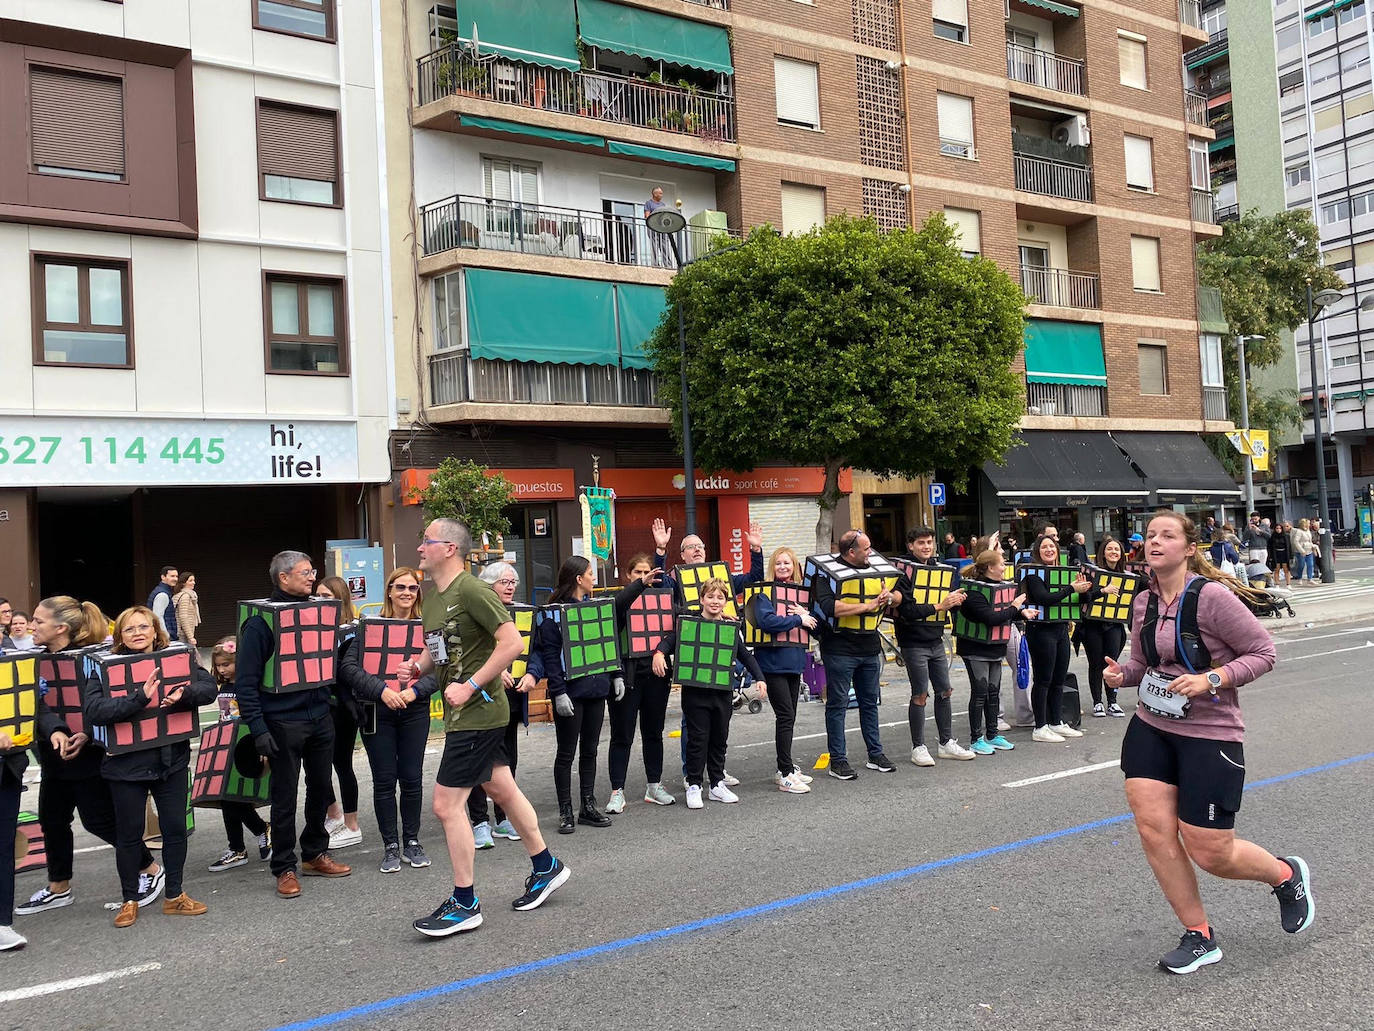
xmin=1050 ymin=723 xmax=1084 ymax=738
xmin=256 ymin=830 xmax=272 ymax=861
xmin=136 ymin=867 xmax=166 ymax=908
xmin=473 ymin=821 xmax=495 ymax=850
xmin=685 ymin=784 xmax=704 ymax=809
xmin=208 ymin=849 xmax=248 ymax=872
xmin=828 ymin=758 xmax=858 ymax=780
xmin=512 ymin=856 xmax=570 ymax=912
xmin=969 ymin=738 xmax=995 ymax=756
xmin=1159 ymin=928 xmax=1222 ymax=974
xmin=404 ymin=840 xmax=432 ymax=869
xmin=708 ymin=782 xmax=740 ymax=803
xmin=0 ymin=926 xmax=26 ymax=951
xmin=997 ymin=718 xmax=1011 ymax=732
xmin=492 ymin=819 xmax=521 ymax=840
xmin=721 ymin=771 xmax=741 ymax=787
xmin=15 ymin=887 xmax=73 ymax=916
xmin=1092 ymin=703 xmax=1106 ymax=718
xmin=1273 ymin=856 xmax=1315 ymax=933
xmin=866 ymin=753 xmax=896 ymax=773
xmin=938 ymin=739 xmax=975 ymax=760
xmin=643 ymin=783 xmax=676 ymax=806
xmin=777 ymin=773 xmax=811 ymax=794
xmin=910 ymin=745 xmax=935 ymax=767
xmin=1032 ymin=726 xmax=1065 ymax=743
xmin=380 ymin=843 xmax=402 ymax=874
xmin=414 ymin=895 xmax=482 ymax=937
xmin=1108 ymin=703 xmax=1125 ymax=718
xmin=790 ymin=766 xmax=814 ymax=785
xmin=605 ymin=789 xmax=627 ymax=814
xmin=986 ymin=735 xmax=1015 ymax=751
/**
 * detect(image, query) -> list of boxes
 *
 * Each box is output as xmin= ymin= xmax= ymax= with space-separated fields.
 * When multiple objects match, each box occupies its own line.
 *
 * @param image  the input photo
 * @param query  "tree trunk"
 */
xmin=814 ymin=457 xmax=847 ymax=555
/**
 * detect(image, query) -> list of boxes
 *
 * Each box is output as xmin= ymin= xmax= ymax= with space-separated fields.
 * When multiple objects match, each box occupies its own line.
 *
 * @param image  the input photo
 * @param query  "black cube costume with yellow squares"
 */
xmin=0 ymin=652 xmax=38 ymax=750
xmin=806 ymin=552 xmax=901 ymax=633
xmin=1081 ymin=566 xmax=1145 ymax=623
xmin=672 ymin=561 xmax=739 ymax=619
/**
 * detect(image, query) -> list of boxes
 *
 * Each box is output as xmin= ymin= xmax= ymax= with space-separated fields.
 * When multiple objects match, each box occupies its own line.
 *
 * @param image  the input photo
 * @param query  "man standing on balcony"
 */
xmin=644 ymin=187 xmax=676 ymax=269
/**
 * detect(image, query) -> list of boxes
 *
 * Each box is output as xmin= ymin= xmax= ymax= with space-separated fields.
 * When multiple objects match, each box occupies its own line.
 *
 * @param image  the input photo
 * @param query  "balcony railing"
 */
xmin=416 ymin=44 xmax=736 ymax=143
xmin=1203 ymin=385 xmax=1228 ymax=421
xmin=1179 ymin=0 xmax=1202 ymax=29
xmin=1216 ymin=203 xmax=1240 ymax=222
xmin=1026 ymin=381 xmax=1106 ymax=417
xmin=1005 ymin=42 xmax=1086 ymax=96
xmin=420 ymin=194 xmax=740 ymax=267
xmin=1020 ymin=265 xmax=1100 ymax=309
xmin=429 ymin=351 xmax=661 ymax=408
xmin=1013 ymin=152 xmax=1093 ymax=202
xmin=1191 ymin=187 xmax=1215 ymax=223
xmin=1183 ymin=29 xmax=1228 ymax=69
xmin=1185 ymin=89 xmax=1208 ymax=126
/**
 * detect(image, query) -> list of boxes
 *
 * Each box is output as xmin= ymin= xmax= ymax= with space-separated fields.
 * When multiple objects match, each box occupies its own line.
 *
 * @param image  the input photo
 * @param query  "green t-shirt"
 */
xmin=423 ymin=570 xmax=513 ymax=732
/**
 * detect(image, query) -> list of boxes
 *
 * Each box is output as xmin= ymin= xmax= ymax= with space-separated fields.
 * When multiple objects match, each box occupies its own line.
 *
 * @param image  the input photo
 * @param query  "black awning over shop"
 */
xmin=984 ymin=432 xmax=1151 ymax=508
xmin=1111 ymin=432 xmax=1243 ymax=506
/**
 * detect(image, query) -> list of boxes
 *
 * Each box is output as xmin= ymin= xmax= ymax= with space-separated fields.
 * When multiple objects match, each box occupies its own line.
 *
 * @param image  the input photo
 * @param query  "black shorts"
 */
xmin=1121 ymin=716 xmax=1245 ymax=830
xmin=436 ymin=729 xmax=510 ymax=789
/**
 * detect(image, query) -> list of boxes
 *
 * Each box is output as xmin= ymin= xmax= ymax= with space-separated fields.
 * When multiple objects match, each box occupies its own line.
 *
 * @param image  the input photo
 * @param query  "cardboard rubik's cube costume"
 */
xmin=14 ymin=810 xmax=44 ymax=875
xmin=504 ymin=604 xmax=535 ymax=679
xmin=556 ymin=597 xmax=622 ymax=679
xmin=741 ymin=582 xmax=811 ymax=648
xmin=674 ymin=561 xmax=739 ymax=619
xmin=0 ymin=652 xmax=38 ymax=749
xmin=1082 ymin=566 xmax=1146 ymax=623
xmin=35 ymin=646 xmax=107 ymax=738
xmin=1015 ymin=563 xmax=1082 ymax=623
xmin=90 ymin=645 xmax=200 ymax=755
xmin=624 ymin=588 xmax=675 ymax=658
xmin=673 ymin=616 xmax=740 ymax=690
xmin=952 ymin=580 xmax=1021 ymax=644
xmin=890 ymin=556 xmax=961 ymax=625
xmin=236 ymin=597 xmax=341 ymax=693
xmin=357 ymin=617 xmax=426 ymax=685
xmin=805 ymin=552 xmax=901 ymax=632
xmin=190 ymin=720 xmax=270 ymax=809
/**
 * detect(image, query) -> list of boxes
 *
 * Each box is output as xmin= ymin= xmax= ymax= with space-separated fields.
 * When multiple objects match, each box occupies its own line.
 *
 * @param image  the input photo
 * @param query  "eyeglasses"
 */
xmin=421 ymin=537 xmax=455 ymax=548
xmin=292 ymin=568 xmax=318 ymax=578
xmin=123 ymin=624 xmax=155 ymax=634
xmin=495 ymin=578 xmax=518 ymax=588
xmin=391 ymin=584 xmax=420 ymax=592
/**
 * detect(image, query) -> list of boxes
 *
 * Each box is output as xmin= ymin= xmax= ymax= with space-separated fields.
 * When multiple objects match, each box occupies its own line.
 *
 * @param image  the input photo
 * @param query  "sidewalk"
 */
xmin=1271 ymin=547 xmax=1374 ymax=630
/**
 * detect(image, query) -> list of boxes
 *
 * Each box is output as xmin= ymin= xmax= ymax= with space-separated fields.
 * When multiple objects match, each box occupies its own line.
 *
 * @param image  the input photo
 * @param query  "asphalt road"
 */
xmin=5 ymin=620 xmax=1372 ymax=1031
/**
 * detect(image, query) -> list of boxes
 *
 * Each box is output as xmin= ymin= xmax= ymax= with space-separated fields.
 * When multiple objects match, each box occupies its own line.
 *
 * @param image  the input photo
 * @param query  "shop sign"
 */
xmin=400 ymin=467 xmax=576 ymax=503
xmin=600 ymin=467 xmax=851 ymax=499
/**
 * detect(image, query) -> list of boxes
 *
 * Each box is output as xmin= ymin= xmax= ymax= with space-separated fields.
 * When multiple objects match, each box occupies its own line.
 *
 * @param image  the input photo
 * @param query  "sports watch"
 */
xmin=1205 ymin=671 xmax=1223 ymax=697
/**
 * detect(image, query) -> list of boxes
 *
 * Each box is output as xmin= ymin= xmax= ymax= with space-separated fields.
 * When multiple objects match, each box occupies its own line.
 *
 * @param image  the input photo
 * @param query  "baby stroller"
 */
xmin=1238 ymin=561 xmax=1296 ymax=618
xmin=730 ymin=661 xmax=764 ymax=714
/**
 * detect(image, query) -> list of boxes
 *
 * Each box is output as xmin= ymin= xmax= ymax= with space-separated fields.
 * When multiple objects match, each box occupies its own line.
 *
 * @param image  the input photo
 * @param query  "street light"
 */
xmin=1235 ymin=334 xmax=1264 ymax=517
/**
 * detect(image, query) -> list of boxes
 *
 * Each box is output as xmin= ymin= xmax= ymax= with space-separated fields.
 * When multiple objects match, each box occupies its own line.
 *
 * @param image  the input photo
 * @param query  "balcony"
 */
xmin=1191 ymin=188 xmax=1215 ymax=223
xmin=1216 ymin=203 xmax=1240 ymax=223
xmin=1020 ymin=265 xmax=1100 ymax=309
xmin=1185 ymin=89 xmax=1209 ymax=127
xmin=429 ymin=351 xmax=661 ymax=408
xmin=1203 ymin=385 xmax=1228 ymax=421
xmin=1006 ymin=43 xmax=1086 ymax=97
xmin=1013 ymin=152 xmax=1093 ymax=202
xmin=1179 ymin=0 xmax=1202 ymax=30
xmin=420 ymin=194 xmax=740 ymax=267
xmin=1210 ymin=115 xmax=1234 ymax=140
xmin=1026 ymin=381 xmax=1106 ymax=417
xmin=416 ymin=44 xmax=736 ymax=143
xmin=1184 ymin=28 xmax=1229 ymax=70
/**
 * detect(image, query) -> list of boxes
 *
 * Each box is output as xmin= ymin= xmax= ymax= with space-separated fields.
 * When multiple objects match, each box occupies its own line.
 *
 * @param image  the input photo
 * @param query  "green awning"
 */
xmin=464 ymin=269 xmax=618 ymax=365
xmin=577 ymin=0 xmax=733 ymax=75
xmin=454 ymin=0 xmax=580 ymax=70
xmin=1209 ymin=135 xmax=1235 ymax=152
xmin=1018 ymin=0 xmax=1079 ymax=17
xmin=458 ymin=115 xmax=605 ymax=147
xmin=1023 ymin=319 xmax=1106 ymax=386
xmin=615 ymin=284 xmax=668 ymax=369
xmin=1307 ymin=0 xmax=1358 ymax=20
xmin=607 ymin=141 xmax=735 ymax=171
xmin=1186 ymin=48 xmax=1227 ymax=70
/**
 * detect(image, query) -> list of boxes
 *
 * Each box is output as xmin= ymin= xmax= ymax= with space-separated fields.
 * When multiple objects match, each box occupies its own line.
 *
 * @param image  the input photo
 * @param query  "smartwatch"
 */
xmin=1205 ymin=671 xmax=1223 ymax=697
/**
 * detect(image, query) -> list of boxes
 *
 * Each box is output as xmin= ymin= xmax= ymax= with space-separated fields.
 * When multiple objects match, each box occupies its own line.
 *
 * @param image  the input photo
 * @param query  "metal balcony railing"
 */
xmin=416 ymin=44 xmax=737 ymax=143
xmin=1185 ymin=88 xmax=1209 ymax=126
xmin=1020 ymin=265 xmax=1100 ymax=309
xmin=1005 ymin=42 xmax=1086 ymax=96
xmin=1191 ymin=187 xmax=1215 ymax=223
xmin=429 ymin=351 xmax=661 ymax=408
xmin=1179 ymin=0 xmax=1202 ymax=29
xmin=1013 ymin=152 xmax=1093 ymax=201
xmin=1026 ymin=381 xmax=1107 ymax=417
xmin=419 ymin=194 xmax=740 ymax=267
xmin=1216 ymin=203 xmax=1240 ymax=222
xmin=1203 ymin=385 xmax=1228 ymax=421
xmin=684 ymin=0 xmax=728 ymax=7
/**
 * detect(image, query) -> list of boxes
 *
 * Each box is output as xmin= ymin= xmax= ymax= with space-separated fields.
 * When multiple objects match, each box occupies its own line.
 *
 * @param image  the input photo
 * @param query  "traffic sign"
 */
xmin=928 ymin=482 xmax=946 ymax=507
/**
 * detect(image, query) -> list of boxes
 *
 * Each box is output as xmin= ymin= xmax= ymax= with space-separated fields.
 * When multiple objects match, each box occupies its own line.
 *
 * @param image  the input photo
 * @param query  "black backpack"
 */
xmin=1139 ymin=578 xmax=1213 ymax=674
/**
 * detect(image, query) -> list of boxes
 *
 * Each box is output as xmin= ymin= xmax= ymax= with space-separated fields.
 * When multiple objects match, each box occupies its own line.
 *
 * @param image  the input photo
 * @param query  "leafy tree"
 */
xmin=645 ymin=214 xmax=1027 ymax=552
xmin=408 ymin=457 xmax=514 ymax=548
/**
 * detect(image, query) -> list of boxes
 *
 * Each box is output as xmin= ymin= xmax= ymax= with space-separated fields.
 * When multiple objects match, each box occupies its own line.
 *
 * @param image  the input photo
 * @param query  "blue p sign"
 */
xmin=928 ymin=482 xmax=947 ymax=507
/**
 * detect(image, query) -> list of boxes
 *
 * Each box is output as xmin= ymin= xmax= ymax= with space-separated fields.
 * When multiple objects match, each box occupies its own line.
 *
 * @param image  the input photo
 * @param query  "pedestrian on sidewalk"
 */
xmin=1291 ymin=519 xmax=1315 ymax=583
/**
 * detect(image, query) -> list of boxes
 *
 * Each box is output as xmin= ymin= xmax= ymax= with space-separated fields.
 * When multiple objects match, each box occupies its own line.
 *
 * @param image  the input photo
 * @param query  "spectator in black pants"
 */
xmin=315 ymin=576 xmax=363 ymax=851
xmin=83 ymin=606 xmax=216 ymax=927
xmin=206 ymin=637 xmax=269 ymax=872
xmin=1018 ymin=535 xmax=1091 ymax=743
xmin=1077 ymin=536 xmax=1129 ymax=719
xmin=236 ymin=551 xmax=351 ymax=899
xmin=604 ymin=555 xmax=671 ymax=813
xmin=748 ymin=547 xmax=817 ymax=794
xmin=1 ymin=730 xmax=26 ymax=950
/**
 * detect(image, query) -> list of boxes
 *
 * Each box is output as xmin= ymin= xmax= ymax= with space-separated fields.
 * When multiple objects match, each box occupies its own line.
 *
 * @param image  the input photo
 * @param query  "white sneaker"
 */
xmin=790 ymin=766 xmax=814 ymax=785
xmin=708 ymin=781 xmax=740 ymax=803
xmin=685 ymin=785 xmax=704 ymax=809
xmin=721 ymin=771 xmax=740 ymax=787
xmin=643 ymin=783 xmax=676 ymax=806
xmin=1032 ymin=726 xmax=1066 ymax=743
xmin=1050 ymin=723 xmax=1084 ymax=738
xmin=324 ymin=816 xmax=345 ymax=836
xmin=910 ymin=745 xmax=935 ymax=767
xmin=329 ymin=825 xmax=363 ymax=850
xmin=997 ymin=717 xmax=1011 ymax=732
xmin=777 ymin=773 xmax=811 ymax=794
xmin=938 ymin=739 xmax=975 ymax=760
xmin=0 ymin=925 xmax=26 ymax=951
xmin=605 ymin=789 xmax=626 ymax=814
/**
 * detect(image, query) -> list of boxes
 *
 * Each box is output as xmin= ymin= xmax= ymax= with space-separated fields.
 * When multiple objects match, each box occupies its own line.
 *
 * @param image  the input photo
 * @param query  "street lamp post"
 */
xmin=1306 ymin=284 xmax=1347 ymax=583
xmin=1236 ymin=333 xmax=1258 ymax=517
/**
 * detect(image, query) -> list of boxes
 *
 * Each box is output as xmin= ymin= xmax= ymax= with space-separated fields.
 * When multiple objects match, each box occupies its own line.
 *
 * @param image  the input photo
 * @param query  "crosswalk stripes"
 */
xmin=1280 ymin=577 xmax=1374 ymax=605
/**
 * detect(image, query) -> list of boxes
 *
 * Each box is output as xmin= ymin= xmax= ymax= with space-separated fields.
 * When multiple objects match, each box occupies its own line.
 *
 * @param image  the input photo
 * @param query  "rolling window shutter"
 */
xmin=30 ymin=67 xmax=126 ymax=176
xmin=937 ymin=93 xmax=973 ymax=143
xmin=258 ymin=102 xmax=338 ymax=182
xmin=933 ymin=0 xmax=968 ymax=26
xmin=1131 ymin=236 xmax=1161 ymax=291
xmin=774 ymin=58 xmax=820 ymax=127
xmin=1124 ymin=135 xmax=1153 ymax=188
xmin=1118 ymin=35 xmax=1147 ymax=88
xmin=943 ymin=207 xmax=981 ymax=252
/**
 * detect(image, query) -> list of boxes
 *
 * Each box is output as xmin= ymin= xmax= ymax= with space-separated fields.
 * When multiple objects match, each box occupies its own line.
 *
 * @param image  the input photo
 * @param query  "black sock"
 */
xmin=454 ymin=884 xmax=475 ymax=905
xmin=531 ymin=848 xmax=553 ymax=873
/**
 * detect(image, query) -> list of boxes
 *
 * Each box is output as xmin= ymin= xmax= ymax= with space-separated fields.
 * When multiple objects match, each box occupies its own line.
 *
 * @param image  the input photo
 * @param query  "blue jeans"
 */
xmin=823 ymin=651 xmax=883 ymax=761
xmin=1299 ymin=553 xmax=1316 ymax=579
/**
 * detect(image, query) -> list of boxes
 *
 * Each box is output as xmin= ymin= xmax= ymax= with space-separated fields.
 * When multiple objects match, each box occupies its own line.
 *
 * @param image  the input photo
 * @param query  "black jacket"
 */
xmin=2 ymin=745 xmax=26 ymax=783
xmin=892 ymin=557 xmax=952 ymax=648
xmin=538 ymin=579 xmax=646 ymax=700
xmin=235 ymin=588 xmax=334 ymax=737
xmin=336 ymin=634 xmax=438 ymax=716
xmin=35 ymin=646 xmax=107 ymax=782
xmin=82 ymin=655 xmax=216 ymax=782
xmin=654 ymin=626 xmax=765 ymax=683
xmin=953 ymin=586 xmax=1024 ymax=660
xmin=1019 ymin=572 xmax=1082 ymax=635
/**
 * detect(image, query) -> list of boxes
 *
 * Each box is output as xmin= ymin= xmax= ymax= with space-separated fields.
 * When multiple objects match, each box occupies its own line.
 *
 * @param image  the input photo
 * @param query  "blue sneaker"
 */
xmin=473 ymin=821 xmax=494 ymax=850
xmin=413 ymin=895 xmax=483 ymax=937
xmin=986 ymin=735 xmax=1014 ymax=751
xmin=969 ymin=737 xmax=995 ymax=756
xmin=512 ymin=856 xmax=570 ymax=912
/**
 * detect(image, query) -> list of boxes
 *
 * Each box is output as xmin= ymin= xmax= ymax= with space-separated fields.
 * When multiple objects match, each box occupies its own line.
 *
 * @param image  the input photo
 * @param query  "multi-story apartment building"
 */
xmin=377 ymin=0 xmax=1238 ymax=596
xmin=0 ymin=2 xmax=392 ymax=638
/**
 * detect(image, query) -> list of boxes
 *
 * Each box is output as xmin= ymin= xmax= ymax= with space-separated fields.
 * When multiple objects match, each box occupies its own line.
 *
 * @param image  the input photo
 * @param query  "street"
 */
xmin=4 ymin=619 xmax=1371 ymax=1031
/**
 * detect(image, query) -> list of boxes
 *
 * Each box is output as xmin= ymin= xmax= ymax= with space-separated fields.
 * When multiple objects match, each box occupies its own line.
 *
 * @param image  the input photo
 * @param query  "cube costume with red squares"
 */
xmin=357 ymin=617 xmax=426 ymax=685
xmin=624 ymin=587 xmax=675 ymax=658
xmin=14 ymin=810 xmax=44 ymax=875
xmin=90 ymin=646 xmax=200 ymax=755
xmin=742 ymin=582 xmax=812 ymax=648
xmin=236 ymin=597 xmax=341 ymax=693
xmin=36 ymin=646 xmax=108 ymax=738
xmin=190 ymin=720 xmax=270 ymax=809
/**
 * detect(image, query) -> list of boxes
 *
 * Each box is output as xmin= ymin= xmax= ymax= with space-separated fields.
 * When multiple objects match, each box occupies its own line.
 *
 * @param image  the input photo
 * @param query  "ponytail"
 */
xmin=1147 ymin=509 xmax=1272 ymax=608
xmin=38 ymin=596 xmax=110 ymax=647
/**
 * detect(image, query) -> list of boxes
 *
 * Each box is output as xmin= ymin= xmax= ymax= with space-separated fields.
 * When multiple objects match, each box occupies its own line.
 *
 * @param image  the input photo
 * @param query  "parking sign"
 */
xmin=928 ymin=482 xmax=946 ymax=507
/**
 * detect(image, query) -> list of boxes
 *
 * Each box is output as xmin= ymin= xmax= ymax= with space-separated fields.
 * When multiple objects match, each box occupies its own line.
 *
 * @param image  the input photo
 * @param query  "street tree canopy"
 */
xmin=645 ymin=214 xmax=1027 ymax=552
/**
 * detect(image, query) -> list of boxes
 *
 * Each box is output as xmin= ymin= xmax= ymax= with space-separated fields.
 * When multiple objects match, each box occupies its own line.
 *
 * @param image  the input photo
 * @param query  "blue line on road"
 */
xmin=270 ymin=750 xmax=1374 ymax=1031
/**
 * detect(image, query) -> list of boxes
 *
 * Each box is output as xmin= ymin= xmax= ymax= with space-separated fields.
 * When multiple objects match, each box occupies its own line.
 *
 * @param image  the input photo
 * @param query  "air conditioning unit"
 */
xmin=1052 ymin=114 xmax=1091 ymax=147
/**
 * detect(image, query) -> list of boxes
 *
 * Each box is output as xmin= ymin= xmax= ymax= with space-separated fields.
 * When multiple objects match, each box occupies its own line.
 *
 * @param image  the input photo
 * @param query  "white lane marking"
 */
xmin=732 ymin=710 xmax=974 ymax=750
xmin=73 ymin=844 xmax=113 ymax=855
xmin=1284 ymin=642 xmax=1374 ymax=659
xmin=1274 ymin=626 xmax=1374 ymax=644
xmin=1002 ymin=760 xmax=1121 ymax=789
xmin=0 ymin=962 xmax=162 ymax=1003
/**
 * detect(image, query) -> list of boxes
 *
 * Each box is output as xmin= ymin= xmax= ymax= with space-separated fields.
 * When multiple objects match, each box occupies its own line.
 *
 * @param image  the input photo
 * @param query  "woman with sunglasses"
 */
xmin=83 ymin=606 xmax=217 ymax=926
xmin=314 ymin=577 xmax=364 ymax=850
xmin=339 ymin=567 xmax=437 ymax=873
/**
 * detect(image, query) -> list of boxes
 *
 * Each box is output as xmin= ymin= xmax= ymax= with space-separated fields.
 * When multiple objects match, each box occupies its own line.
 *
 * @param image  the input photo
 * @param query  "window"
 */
xmin=253 ymin=0 xmax=335 ymax=41
xmin=780 ymin=183 xmax=825 ymax=234
xmin=933 ymin=0 xmax=968 ymax=42
xmin=1189 ymin=138 xmax=1210 ymax=189
xmin=1282 ymin=113 xmax=1306 ymax=140
xmin=1279 ymin=69 xmax=1304 ymax=96
xmin=1276 ymin=24 xmax=1299 ymax=53
xmin=1341 ymin=1 xmax=1367 ymax=26
xmin=1313 ymin=99 xmax=1344 ymax=132
xmin=30 ymin=67 xmax=125 ymax=182
xmin=1309 ymin=10 xmax=1335 ymax=36
xmin=482 ymin=157 xmax=539 ymax=203
xmin=1117 ymin=32 xmax=1147 ymax=90
xmin=943 ymin=207 xmax=981 ymax=255
xmin=937 ymin=92 xmax=974 ymax=158
xmin=257 ymin=101 xmax=340 ymax=205
xmin=1200 ymin=333 xmax=1224 ymax=387
xmin=1286 ymin=162 xmax=1311 ymax=187
xmin=1309 ymin=56 xmax=1339 ymax=89
xmin=33 ymin=255 xmax=132 ymax=367
xmin=433 ymin=272 xmax=462 ymax=351
xmin=1130 ymin=235 xmax=1161 ymax=291
xmin=774 ymin=58 xmax=820 ymax=129
xmin=1138 ymin=341 xmax=1169 ymax=394
xmin=264 ymin=274 xmax=347 ymax=374
xmin=1321 ymin=190 xmax=1374 ymax=223
xmin=1124 ymin=134 xmax=1154 ymax=190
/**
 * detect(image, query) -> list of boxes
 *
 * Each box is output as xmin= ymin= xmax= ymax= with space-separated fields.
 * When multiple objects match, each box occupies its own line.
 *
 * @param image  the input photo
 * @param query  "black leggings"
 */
xmin=682 ymin=687 xmax=732 ymax=788
xmin=221 ymin=803 xmax=267 ymax=853
xmin=553 ymin=696 xmax=606 ymax=806
xmin=1079 ymin=621 xmax=1126 ymax=706
xmin=764 ymin=672 xmax=801 ymax=776
xmin=467 ymin=698 xmax=521 ymax=826
xmin=2 ymin=766 xmax=20 ymax=924
xmin=607 ymin=662 xmax=673 ymax=789
xmin=39 ymin=769 xmax=152 ymax=883
xmin=1026 ymin=624 xmax=1070 ymax=728
xmin=329 ymin=703 xmax=360 ymax=813
xmin=961 ymin=656 xmax=1003 ymax=743
xmin=109 ymin=774 xmax=190 ymax=902
xmin=365 ymin=702 xmax=432 ymax=844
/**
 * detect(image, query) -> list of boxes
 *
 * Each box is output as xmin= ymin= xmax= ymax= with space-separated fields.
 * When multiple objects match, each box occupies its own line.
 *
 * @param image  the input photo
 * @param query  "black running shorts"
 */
xmin=1120 ymin=716 xmax=1246 ymax=830
xmin=436 ymin=728 xmax=509 ymax=789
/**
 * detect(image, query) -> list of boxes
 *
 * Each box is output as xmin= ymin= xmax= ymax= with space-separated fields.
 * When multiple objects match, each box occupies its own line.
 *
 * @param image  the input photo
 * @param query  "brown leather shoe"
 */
xmin=276 ymin=870 xmax=301 ymax=898
xmin=162 ymin=892 xmax=208 ymax=916
xmin=114 ymin=901 xmax=139 ymax=928
xmin=301 ymin=853 xmax=351 ymax=878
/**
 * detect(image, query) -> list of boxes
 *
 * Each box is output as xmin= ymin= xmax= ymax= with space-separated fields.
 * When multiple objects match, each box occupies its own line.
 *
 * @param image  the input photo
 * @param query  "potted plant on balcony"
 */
xmin=408 ymin=457 xmax=516 ymax=569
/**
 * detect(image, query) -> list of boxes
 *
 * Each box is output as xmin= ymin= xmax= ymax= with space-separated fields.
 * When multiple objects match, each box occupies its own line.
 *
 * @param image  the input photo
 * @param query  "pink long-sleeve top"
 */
xmin=1118 ymin=574 xmax=1276 ymax=743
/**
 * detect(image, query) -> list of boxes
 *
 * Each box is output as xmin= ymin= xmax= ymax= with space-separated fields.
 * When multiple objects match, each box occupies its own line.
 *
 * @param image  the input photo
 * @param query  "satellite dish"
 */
xmin=646 ymin=209 xmax=687 ymax=235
